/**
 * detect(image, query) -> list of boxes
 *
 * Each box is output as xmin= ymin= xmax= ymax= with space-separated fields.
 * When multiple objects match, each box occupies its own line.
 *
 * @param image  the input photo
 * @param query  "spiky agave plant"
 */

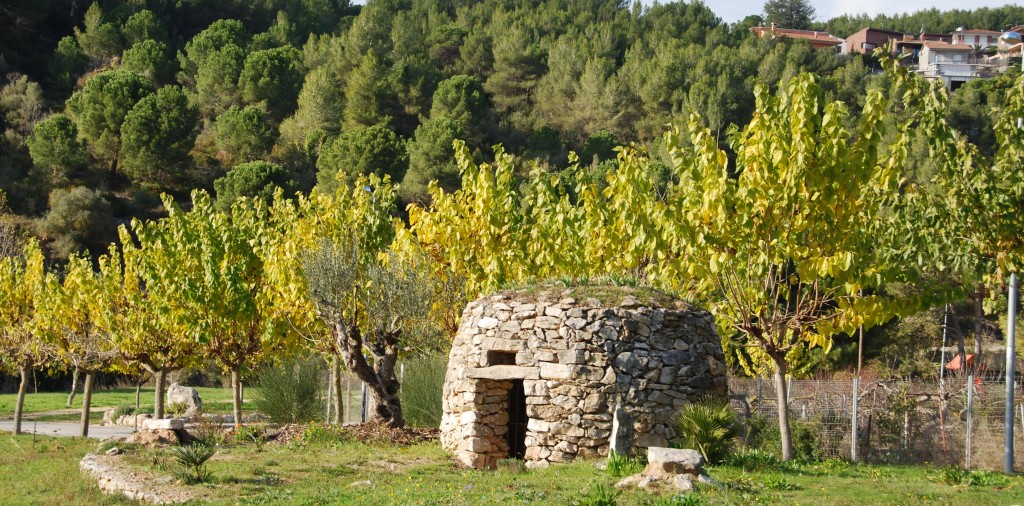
xmin=676 ymin=396 xmax=738 ymax=464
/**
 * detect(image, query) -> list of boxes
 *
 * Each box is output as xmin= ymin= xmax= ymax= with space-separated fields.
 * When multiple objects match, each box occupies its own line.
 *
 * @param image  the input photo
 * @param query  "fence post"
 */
xmin=851 ymin=378 xmax=859 ymax=462
xmin=966 ymin=374 xmax=974 ymax=469
xmin=1005 ymin=272 xmax=1018 ymax=474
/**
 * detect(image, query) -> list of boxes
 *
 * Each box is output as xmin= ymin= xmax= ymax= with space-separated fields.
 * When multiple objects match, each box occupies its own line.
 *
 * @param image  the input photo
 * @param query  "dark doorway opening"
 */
xmin=506 ymin=379 xmax=527 ymax=459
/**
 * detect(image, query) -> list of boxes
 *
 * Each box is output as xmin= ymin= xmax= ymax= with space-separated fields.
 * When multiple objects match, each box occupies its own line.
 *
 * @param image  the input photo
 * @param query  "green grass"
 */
xmin=2 ymin=430 xmax=1023 ymax=505
xmin=0 ymin=387 xmax=239 ymax=419
xmin=0 ymin=433 xmax=130 ymax=505
xmin=114 ymin=440 xmax=1024 ymax=505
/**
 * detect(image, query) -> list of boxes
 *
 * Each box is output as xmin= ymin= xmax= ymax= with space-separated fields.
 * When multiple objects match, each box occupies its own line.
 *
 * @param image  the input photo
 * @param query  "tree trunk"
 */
xmin=231 ymin=367 xmax=243 ymax=426
xmin=135 ymin=381 xmax=141 ymax=413
xmin=332 ymin=354 xmax=344 ymax=425
xmin=154 ymin=368 xmax=167 ymax=419
xmin=66 ymin=369 xmax=79 ymax=407
xmin=335 ymin=325 xmax=404 ymax=428
xmin=80 ymin=372 xmax=94 ymax=438
xmin=949 ymin=304 xmax=967 ymax=376
xmin=772 ymin=355 xmax=793 ymax=461
xmin=14 ymin=365 xmax=29 ymax=435
xmin=973 ymin=284 xmax=985 ymax=374
xmin=365 ymin=387 xmax=403 ymax=428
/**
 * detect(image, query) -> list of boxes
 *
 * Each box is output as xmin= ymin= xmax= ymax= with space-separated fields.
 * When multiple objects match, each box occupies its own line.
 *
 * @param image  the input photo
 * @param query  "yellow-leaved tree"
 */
xmin=131 ymin=192 xmax=291 ymax=425
xmin=37 ymin=254 xmax=118 ymax=437
xmin=662 ymin=73 xmax=928 ymax=460
xmin=0 ymin=239 xmax=46 ymax=434
xmin=94 ymin=232 xmax=198 ymax=419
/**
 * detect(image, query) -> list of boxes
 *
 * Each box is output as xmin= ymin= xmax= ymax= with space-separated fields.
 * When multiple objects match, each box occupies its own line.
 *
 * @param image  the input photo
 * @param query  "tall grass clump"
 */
xmin=253 ymin=355 xmax=325 ymax=424
xmin=676 ymin=396 xmax=738 ymax=464
xmin=399 ymin=354 xmax=447 ymax=428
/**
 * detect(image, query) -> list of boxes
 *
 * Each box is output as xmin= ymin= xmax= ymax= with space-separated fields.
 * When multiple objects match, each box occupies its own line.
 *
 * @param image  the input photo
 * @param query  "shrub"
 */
xmin=112 ymin=404 xmax=136 ymax=419
xmin=301 ymin=421 xmax=349 ymax=446
xmin=399 ymin=355 xmax=447 ymax=428
xmin=190 ymin=415 xmax=229 ymax=447
xmin=935 ymin=466 xmax=1011 ymax=487
xmin=236 ymin=424 xmax=266 ymax=451
xmin=172 ymin=444 xmax=216 ymax=484
xmin=722 ymin=449 xmax=781 ymax=471
xmin=253 ymin=355 xmax=325 ymax=425
xmin=606 ymin=450 xmax=645 ymax=477
xmin=166 ymin=402 xmax=188 ymax=418
xmin=676 ymin=397 xmax=738 ymax=464
xmin=741 ymin=414 xmax=825 ymax=462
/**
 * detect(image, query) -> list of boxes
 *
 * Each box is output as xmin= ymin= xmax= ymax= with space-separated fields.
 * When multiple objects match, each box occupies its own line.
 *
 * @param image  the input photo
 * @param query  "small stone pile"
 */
xmin=615 ymin=447 xmax=719 ymax=492
xmin=440 ymin=287 xmax=727 ymax=469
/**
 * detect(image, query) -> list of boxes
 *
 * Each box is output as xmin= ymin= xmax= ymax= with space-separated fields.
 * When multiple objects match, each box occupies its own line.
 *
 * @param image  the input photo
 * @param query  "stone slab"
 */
xmin=465 ymin=365 xmax=540 ymax=380
xmin=140 ymin=418 xmax=185 ymax=431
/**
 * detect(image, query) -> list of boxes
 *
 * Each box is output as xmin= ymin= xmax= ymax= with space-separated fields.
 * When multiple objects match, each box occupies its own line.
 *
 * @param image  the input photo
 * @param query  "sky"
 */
xmin=699 ymin=0 xmax=1019 ymax=24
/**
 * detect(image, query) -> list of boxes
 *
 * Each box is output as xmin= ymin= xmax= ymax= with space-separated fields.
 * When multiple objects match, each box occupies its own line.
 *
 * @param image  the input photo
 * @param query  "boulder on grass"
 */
xmin=615 ymin=446 xmax=711 ymax=492
xmin=166 ymin=383 xmax=203 ymax=418
xmin=643 ymin=447 xmax=704 ymax=478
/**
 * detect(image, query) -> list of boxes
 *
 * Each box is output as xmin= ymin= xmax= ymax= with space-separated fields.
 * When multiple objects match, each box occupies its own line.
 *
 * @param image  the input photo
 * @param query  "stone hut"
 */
xmin=440 ymin=287 xmax=728 ymax=469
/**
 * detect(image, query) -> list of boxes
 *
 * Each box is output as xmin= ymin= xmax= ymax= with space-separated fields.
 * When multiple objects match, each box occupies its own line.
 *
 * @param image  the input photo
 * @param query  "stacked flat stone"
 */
xmin=440 ymin=287 xmax=727 ymax=469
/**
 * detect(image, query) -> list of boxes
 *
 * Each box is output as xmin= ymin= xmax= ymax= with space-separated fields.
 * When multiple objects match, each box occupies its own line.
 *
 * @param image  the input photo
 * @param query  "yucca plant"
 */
xmin=172 ymin=443 xmax=216 ymax=484
xmin=676 ymin=396 xmax=738 ymax=464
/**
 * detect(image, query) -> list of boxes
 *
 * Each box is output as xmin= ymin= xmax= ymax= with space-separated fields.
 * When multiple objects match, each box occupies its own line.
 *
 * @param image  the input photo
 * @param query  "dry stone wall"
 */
xmin=440 ymin=287 xmax=727 ymax=469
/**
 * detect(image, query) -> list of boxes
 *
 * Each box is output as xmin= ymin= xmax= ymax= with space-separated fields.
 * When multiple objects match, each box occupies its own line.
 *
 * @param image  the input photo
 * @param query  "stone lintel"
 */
xmin=466 ymin=365 xmax=540 ymax=380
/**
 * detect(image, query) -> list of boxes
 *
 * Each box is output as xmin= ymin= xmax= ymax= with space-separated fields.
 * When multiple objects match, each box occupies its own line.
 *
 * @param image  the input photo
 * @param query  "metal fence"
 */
xmin=325 ymin=371 xmax=368 ymax=425
xmin=728 ymin=375 xmax=1024 ymax=469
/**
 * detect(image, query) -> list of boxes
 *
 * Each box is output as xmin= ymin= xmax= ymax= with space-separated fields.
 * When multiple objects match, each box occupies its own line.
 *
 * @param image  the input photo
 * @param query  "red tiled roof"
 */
xmin=957 ymin=28 xmax=1002 ymax=35
xmin=922 ymin=41 xmax=974 ymax=51
xmin=751 ymin=26 xmax=842 ymax=45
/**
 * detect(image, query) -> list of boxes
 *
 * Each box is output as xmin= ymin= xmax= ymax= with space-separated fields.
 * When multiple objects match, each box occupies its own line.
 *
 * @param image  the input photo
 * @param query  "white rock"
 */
xmin=141 ymin=418 xmax=185 ymax=431
xmin=477 ymin=317 xmax=500 ymax=329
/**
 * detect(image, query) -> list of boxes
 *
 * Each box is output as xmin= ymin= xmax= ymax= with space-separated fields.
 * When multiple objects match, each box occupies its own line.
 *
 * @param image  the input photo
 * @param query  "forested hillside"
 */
xmin=0 ymin=0 xmax=1020 ymax=264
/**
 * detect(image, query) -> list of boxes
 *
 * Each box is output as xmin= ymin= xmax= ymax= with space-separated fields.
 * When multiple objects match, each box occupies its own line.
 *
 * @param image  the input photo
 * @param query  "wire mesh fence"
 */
xmin=729 ymin=375 xmax=1024 ymax=469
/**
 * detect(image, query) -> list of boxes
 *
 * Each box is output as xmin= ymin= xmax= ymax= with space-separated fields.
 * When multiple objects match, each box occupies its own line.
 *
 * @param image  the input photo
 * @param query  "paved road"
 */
xmin=0 ymin=420 xmax=135 ymax=439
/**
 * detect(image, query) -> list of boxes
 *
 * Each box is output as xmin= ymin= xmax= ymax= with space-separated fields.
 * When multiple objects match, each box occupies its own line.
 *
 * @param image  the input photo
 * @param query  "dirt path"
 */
xmin=0 ymin=420 xmax=134 ymax=439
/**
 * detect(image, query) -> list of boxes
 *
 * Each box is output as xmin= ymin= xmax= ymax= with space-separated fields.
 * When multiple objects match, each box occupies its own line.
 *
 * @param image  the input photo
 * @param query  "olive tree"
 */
xmin=303 ymin=240 xmax=433 ymax=428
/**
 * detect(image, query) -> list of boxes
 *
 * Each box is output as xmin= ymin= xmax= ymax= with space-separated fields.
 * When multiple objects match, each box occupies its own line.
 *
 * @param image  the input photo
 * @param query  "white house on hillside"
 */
xmin=952 ymin=27 xmax=1001 ymax=50
xmin=918 ymin=41 xmax=978 ymax=91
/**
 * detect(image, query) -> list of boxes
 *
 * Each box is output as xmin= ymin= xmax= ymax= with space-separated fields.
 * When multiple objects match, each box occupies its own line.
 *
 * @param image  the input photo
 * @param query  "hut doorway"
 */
xmin=506 ymin=380 xmax=527 ymax=459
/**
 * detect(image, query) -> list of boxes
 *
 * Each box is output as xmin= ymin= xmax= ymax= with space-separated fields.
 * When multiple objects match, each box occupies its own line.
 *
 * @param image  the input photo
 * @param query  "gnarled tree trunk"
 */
xmin=336 ymin=324 xmax=404 ymax=427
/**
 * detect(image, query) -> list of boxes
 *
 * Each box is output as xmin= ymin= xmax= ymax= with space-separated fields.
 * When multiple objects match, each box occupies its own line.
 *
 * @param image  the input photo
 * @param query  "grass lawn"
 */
xmin=0 ymin=388 xmax=240 ymax=419
xmin=0 ymin=434 xmax=130 ymax=505
xmin=111 ymin=435 xmax=1024 ymax=505
xmin=2 ymin=429 xmax=1023 ymax=505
